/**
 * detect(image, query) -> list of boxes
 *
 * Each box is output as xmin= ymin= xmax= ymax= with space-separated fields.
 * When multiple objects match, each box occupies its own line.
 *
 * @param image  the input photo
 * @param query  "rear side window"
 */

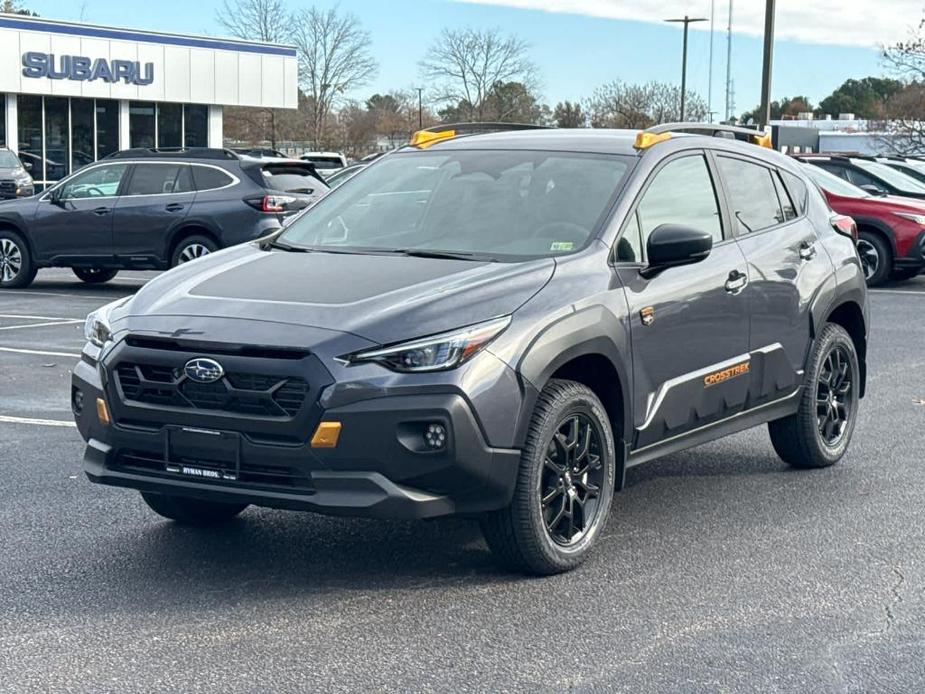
xmin=191 ymin=165 xmax=234 ymax=191
xmin=124 ymin=164 xmax=192 ymax=196
xmin=779 ymin=170 xmax=807 ymax=215
xmin=717 ymin=156 xmax=785 ymax=233
xmin=636 ymin=155 xmax=724 ymax=248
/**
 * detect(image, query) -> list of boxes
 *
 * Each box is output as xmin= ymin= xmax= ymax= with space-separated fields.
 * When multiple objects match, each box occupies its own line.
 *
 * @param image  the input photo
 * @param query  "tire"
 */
xmin=73 ymin=267 xmax=119 ymax=284
xmin=891 ymin=267 xmax=921 ymax=282
xmin=768 ymin=323 xmax=860 ymax=469
xmin=481 ymin=379 xmax=616 ymax=575
xmin=856 ymin=231 xmax=892 ymax=287
xmin=140 ymin=492 xmax=248 ymax=525
xmin=171 ymin=235 xmax=217 ymax=267
xmin=0 ymin=229 xmax=37 ymax=289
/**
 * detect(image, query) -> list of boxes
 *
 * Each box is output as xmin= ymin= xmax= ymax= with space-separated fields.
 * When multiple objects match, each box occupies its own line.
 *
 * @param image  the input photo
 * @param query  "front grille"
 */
xmin=0 ymin=180 xmax=16 ymax=197
xmin=115 ymin=362 xmax=309 ymax=418
xmin=116 ymin=450 xmax=314 ymax=491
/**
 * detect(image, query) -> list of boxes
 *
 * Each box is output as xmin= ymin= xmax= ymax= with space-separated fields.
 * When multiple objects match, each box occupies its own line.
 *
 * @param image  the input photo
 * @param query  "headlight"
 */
xmin=894 ymin=211 xmax=925 ymax=225
xmin=84 ymin=298 xmax=129 ymax=348
xmin=343 ymin=316 xmax=511 ymax=372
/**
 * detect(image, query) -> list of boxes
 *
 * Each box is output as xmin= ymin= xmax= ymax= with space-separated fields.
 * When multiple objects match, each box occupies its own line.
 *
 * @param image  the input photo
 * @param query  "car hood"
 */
xmin=116 ymin=243 xmax=555 ymax=345
xmin=0 ymin=166 xmax=23 ymax=177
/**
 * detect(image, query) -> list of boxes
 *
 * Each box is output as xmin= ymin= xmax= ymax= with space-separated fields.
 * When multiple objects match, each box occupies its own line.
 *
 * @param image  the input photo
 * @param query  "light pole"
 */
xmin=665 ymin=15 xmax=707 ymax=122
xmin=758 ymin=0 xmax=777 ymax=128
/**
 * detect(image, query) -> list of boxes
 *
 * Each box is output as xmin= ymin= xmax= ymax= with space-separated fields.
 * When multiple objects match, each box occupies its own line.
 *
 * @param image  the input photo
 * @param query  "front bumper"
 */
xmin=894 ymin=230 xmax=925 ymax=272
xmin=72 ymin=343 xmax=522 ymax=519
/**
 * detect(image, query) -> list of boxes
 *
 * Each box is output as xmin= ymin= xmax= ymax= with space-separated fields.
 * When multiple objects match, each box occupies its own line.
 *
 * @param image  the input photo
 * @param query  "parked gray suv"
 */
xmin=0 ymin=148 xmax=327 ymax=288
xmin=71 ymin=124 xmax=868 ymax=574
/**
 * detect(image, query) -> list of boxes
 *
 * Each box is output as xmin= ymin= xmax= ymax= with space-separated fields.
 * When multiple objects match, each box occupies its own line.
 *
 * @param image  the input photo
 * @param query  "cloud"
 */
xmin=453 ymin=0 xmax=922 ymax=48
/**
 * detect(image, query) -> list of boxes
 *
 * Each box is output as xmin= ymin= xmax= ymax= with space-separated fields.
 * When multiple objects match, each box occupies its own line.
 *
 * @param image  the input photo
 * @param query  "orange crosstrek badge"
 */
xmin=704 ymin=361 xmax=750 ymax=387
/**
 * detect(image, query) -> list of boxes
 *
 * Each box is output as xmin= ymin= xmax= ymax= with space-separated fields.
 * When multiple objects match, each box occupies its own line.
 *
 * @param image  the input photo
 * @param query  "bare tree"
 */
xmin=420 ymin=27 xmax=535 ymax=122
xmin=216 ymin=0 xmax=291 ymax=146
xmin=554 ymin=101 xmax=585 ymax=128
xmin=880 ymin=18 xmax=925 ymax=153
xmin=587 ymin=81 xmax=707 ymax=129
xmin=290 ymin=7 xmax=378 ymax=147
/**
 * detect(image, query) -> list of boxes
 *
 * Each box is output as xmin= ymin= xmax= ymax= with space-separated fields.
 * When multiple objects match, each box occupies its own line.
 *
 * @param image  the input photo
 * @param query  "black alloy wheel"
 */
xmin=816 ymin=344 xmax=853 ymax=447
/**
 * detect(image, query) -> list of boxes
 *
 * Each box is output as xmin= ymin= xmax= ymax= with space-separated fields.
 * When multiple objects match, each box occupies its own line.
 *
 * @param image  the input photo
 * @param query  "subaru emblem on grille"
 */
xmin=184 ymin=358 xmax=225 ymax=384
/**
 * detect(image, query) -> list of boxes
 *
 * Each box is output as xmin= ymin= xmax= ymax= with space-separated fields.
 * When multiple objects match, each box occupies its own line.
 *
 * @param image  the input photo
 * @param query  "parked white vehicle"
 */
xmin=299 ymin=151 xmax=348 ymax=177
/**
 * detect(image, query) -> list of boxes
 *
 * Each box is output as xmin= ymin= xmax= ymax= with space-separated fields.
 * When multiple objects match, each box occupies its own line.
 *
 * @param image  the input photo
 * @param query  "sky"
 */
xmin=27 ymin=0 xmax=912 ymax=117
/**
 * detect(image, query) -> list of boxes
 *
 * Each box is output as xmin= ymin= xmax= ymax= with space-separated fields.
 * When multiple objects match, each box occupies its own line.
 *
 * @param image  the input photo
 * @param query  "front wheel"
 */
xmin=73 ymin=267 xmax=119 ymax=284
xmin=171 ymin=235 xmax=217 ymax=267
xmin=140 ymin=492 xmax=248 ymax=525
xmin=768 ymin=323 xmax=860 ymax=468
xmin=481 ymin=379 xmax=616 ymax=575
xmin=0 ymin=230 xmax=37 ymax=289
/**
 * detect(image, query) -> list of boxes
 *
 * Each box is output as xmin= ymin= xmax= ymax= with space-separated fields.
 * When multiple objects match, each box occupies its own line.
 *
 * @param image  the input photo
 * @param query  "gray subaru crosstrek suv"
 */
xmin=71 ymin=124 xmax=868 ymax=574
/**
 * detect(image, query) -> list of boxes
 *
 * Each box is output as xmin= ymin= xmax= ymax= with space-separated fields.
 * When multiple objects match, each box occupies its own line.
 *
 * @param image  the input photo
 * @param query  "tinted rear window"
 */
xmin=303 ymin=156 xmax=343 ymax=169
xmin=191 ymin=165 xmax=234 ymax=191
xmin=259 ymin=164 xmax=324 ymax=193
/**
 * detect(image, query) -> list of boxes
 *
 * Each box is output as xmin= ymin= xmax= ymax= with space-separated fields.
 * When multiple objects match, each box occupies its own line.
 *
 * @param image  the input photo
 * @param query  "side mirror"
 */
xmin=859 ymin=184 xmax=885 ymax=196
xmin=48 ymin=187 xmax=64 ymax=206
xmin=22 ymin=161 xmax=33 ymax=172
xmin=641 ymin=224 xmax=713 ymax=278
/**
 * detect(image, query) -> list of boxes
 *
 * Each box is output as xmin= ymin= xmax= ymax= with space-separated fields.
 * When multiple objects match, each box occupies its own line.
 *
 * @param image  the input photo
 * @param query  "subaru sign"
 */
xmin=21 ymin=51 xmax=154 ymax=86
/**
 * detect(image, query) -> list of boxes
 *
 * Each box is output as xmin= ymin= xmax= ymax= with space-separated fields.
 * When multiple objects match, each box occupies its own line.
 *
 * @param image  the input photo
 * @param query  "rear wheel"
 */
xmin=856 ymin=231 xmax=891 ymax=287
xmin=481 ymin=379 xmax=616 ymax=575
xmin=0 ymin=230 xmax=37 ymax=289
xmin=768 ymin=323 xmax=859 ymax=469
xmin=171 ymin=235 xmax=217 ymax=267
xmin=140 ymin=492 xmax=248 ymax=525
xmin=73 ymin=267 xmax=119 ymax=284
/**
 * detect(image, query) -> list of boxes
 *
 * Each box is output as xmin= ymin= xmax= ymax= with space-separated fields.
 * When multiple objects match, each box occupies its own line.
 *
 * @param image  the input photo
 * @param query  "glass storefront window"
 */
xmin=44 ymin=96 xmax=70 ymax=182
xmin=129 ymin=101 xmax=156 ymax=149
xmin=71 ymin=98 xmax=94 ymax=171
xmin=157 ymin=103 xmax=182 ymax=148
xmin=0 ymin=94 xmax=5 ymax=147
xmin=17 ymin=94 xmax=43 ymax=181
xmin=184 ymin=104 xmax=209 ymax=148
xmin=96 ymin=99 xmax=119 ymax=160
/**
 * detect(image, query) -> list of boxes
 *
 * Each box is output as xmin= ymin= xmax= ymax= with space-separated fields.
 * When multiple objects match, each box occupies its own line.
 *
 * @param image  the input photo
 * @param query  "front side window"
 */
xmin=635 ymin=155 xmax=723 ymax=250
xmin=57 ymin=164 xmax=128 ymax=200
xmin=124 ymin=164 xmax=192 ymax=196
xmin=280 ymin=150 xmax=632 ymax=260
xmin=717 ymin=156 xmax=785 ymax=233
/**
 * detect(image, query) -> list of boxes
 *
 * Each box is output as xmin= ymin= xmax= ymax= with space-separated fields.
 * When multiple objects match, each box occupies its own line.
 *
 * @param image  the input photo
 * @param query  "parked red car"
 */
xmin=800 ymin=163 xmax=925 ymax=285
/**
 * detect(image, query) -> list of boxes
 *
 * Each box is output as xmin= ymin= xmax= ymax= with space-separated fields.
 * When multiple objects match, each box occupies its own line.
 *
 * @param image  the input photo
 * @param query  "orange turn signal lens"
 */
xmin=96 ymin=397 xmax=111 ymax=425
xmin=311 ymin=421 xmax=342 ymax=448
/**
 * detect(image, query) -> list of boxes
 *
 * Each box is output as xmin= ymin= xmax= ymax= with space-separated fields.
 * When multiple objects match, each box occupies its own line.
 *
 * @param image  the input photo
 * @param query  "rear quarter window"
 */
xmin=779 ymin=170 xmax=807 ymax=216
xmin=191 ymin=165 xmax=235 ymax=191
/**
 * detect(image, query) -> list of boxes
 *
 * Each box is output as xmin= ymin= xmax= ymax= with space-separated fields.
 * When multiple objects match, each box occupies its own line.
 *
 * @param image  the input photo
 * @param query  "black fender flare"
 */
xmin=163 ymin=218 xmax=222 ymax=261
xmin=852 ymin=215 xmax=897 ymax=255
xmin=512 ymin=305 xmax=633 ymax=464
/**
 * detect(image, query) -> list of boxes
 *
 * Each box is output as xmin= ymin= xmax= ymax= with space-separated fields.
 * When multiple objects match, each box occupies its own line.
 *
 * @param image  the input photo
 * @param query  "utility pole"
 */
xmin=725 ymin=0 xmax=734 ymax=122
xmin=708 ymin=0 xmax=715 ymax=122
xmin=758 ymin=0 xmax=777 ymax=128
xmin=666 ymin=15 xmax=707 ymax=122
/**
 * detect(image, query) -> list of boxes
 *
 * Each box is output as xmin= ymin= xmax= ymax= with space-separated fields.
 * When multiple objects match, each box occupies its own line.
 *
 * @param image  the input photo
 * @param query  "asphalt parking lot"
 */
xmin=1 ymin=268 xmax=924 ymax=693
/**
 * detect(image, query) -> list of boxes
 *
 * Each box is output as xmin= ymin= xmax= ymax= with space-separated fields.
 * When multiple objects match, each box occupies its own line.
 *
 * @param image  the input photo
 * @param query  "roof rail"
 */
xmin=635 ymin=122 xmax=772 ymax=150
xmin=410 ymin=122 xmax=553 ymax=148
xmin=105 ymin=147 xmax=239 ymax=161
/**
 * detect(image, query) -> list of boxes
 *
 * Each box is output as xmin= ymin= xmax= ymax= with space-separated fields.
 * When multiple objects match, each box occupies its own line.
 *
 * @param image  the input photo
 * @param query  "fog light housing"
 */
xmin=423 ymin=423 xmax=447 ymax=450
xmin=72 ymin=387 xmax=84 ymax=415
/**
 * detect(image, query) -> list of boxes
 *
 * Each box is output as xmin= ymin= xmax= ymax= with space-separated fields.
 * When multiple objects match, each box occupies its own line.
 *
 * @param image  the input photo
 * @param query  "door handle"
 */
xmin=725 ymin=269 xmax=748 ymax=295
xmin=165 ymin=203 xmax=184 ymax=212
xmin=799 ymin=241 xmax=817 ymax=261
xmin=92 ymin=207 xmax=109 ymax=216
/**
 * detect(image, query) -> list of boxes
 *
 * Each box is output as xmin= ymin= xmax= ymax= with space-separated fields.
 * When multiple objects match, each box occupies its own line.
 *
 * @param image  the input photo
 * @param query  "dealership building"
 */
xmin=0 ymin=13 xmax=298 ymax=189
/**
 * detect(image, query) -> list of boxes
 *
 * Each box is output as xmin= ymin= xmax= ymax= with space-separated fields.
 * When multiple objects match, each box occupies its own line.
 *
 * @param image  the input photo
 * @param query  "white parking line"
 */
xmin=870 ymin=289 xmax=925 ymax=296
xmin=0 ymin=346 xmax=81 ymax=358
xmin=0 ymin=314 xmax=85 ymax=321
xmin=0 ymin=415 xmax=76 ymax=428
xmin=0 ymin=319 xmax=83 ymax=331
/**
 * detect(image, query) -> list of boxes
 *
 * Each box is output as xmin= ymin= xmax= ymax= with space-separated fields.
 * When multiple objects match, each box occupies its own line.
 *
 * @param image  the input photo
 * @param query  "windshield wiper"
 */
xmin=386 ymin=248 xmax=488 ymax=261
xmin=266 ymin=239 xmax=311 ymax=252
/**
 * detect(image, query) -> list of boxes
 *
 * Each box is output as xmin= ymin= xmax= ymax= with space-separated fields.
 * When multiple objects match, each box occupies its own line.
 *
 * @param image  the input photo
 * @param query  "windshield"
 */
xmin=279 ymin=149 xmax=632 ymax=260
xmin=0 ymin=150 xmax=21 ymax=168
xmin=852 ymin=159 xmax=925 ymax=193
xmin=802 ymin=164 xmax=869 ymax=198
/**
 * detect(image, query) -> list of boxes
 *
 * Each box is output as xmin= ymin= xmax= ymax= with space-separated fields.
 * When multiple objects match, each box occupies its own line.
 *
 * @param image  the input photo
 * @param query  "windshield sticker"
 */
xmin=550 ymin=241 xmax=574 ymax=251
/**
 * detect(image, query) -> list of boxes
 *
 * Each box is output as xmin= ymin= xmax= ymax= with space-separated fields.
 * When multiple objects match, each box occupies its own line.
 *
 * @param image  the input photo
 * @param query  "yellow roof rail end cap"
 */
xmin=634 ymin=131 xmax=672 ymax=150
